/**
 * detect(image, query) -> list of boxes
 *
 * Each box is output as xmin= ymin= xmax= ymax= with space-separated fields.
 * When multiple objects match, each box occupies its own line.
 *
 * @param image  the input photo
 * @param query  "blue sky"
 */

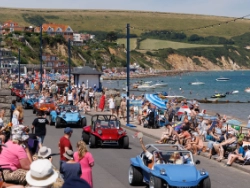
xmin=0 ymin=0 xmax=250 ymax=17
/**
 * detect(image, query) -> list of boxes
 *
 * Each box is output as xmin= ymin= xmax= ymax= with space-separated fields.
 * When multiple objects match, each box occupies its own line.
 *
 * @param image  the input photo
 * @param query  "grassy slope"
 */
xmin=0 ymin=8 xmax=249 ymax=38
xmin=139 ymin=39 xmax=223 ymax=50
xmin=117 ymin=38 xmax=137 ymax=50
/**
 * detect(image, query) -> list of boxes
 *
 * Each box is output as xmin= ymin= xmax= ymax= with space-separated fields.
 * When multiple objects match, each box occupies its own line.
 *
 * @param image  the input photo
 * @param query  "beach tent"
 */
xmin=145 ymin=94 xmax=168 ymax=109
xmin=177 ymin=105 xmax=191 ymax=116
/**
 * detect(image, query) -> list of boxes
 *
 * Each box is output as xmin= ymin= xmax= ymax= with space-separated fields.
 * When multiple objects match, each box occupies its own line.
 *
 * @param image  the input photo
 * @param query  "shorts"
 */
xmin=115 ymin=106 xmax=120 ymax=111
xmin=37 ymin=135 xmax=45 ymax=144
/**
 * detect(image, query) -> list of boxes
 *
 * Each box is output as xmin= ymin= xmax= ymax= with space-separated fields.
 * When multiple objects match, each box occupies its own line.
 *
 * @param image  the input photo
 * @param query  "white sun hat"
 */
xmin=38 ymin=146 xmax=52 ymax=159
xmin=26 ymin=159 xmax=58 ymax=187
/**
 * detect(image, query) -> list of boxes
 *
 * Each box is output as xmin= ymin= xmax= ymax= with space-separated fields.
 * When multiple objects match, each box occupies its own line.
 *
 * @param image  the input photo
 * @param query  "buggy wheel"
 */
xmin=16 ymin=96 xmax=21 ymax=102
xmin=55 ymin=118 xmax=61 ymax=128
xmin=81 ymin=118 xmax=87 ymax=128
xmin=33 ymin=108 xmax=36 ymax=114
xmin=149 ymin=176 xmax=163 ymax=188
xmin=82 ymin=131 xmax=90 ymax=144
xmin=123 ymin=136 xmax=129 ymax=149
xmin=128 ymin=165 xmax=143 ymax=186
xmin=89 ymin=135 xmax=96 ymax=148
xmin=200 ymin=177 xmax=211 ymax=188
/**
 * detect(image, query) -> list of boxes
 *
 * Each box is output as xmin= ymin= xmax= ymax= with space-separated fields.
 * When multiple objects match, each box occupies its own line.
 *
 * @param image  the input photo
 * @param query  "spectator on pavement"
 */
xmin=155 ymin=122 xmax=174 ymax=144
xmin=26 ymin=159 xmax=58 ymax=188
xmin=59 ymin=127 xmax=73 ymax=172
xmin=226 ymin=141 xmax=247 ymax=166
xmin=31 ymin=111 xmax=49 ymax=149
xmin=37 ymin=146 xmax=53 ymax=162
xmin=114 ymin=93 xmax=122 ymax=117
xmin=0 ymin=126 xmax=32 ymax=185
xmin=98 ymin=91 xmax=106 ymax=112
xmin=61 ymin=150 xmax=81 ymax=181
xmin=10 ymin=100 xmax=16 ymax=121
xmin=12 ymin=105 xmax=24 ymax=128
xmin=74 ymin=141 xmax=94 ymax=188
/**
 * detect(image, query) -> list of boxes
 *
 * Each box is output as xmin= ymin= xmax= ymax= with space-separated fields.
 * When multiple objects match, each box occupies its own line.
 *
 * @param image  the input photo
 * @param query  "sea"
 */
xmin=102 ymin=71 xmax=250 ymax=124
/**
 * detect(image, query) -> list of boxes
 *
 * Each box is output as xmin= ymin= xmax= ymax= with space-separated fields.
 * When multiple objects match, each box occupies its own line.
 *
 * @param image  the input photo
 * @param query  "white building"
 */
xmin=72 ymin=66 xmax=103 ymax=88
xmin=73 ymin=33 xmax=82 ymax=42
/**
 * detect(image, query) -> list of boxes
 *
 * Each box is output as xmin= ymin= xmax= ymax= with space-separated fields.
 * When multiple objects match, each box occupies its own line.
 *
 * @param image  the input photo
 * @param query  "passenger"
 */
xmin=169 ymin=152 xmax=184 ymax=164
xmin=139 ymin=137 xmax=164 ymax=169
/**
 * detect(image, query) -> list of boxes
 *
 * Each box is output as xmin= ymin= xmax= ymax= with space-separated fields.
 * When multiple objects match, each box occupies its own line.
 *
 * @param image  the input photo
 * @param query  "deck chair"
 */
xmin=242 ymin=158 xmax=250 ymax=166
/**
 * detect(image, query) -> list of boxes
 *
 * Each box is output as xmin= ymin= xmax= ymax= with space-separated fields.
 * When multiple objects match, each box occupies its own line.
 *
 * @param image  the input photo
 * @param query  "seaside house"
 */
xmin=1 ymin=20 xmax=34 ymax=34
xmin=72 ymin=66 xmax=103 ymax=88
xmin=42 ymin=53 xmax=67 ymax=73
xmin=34 ymin=23 xmax=74 ymax=41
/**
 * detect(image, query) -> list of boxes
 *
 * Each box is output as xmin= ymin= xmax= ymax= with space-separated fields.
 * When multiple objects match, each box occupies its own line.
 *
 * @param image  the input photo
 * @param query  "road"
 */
xmin=23 ymin=109 xmax=250 ymax=188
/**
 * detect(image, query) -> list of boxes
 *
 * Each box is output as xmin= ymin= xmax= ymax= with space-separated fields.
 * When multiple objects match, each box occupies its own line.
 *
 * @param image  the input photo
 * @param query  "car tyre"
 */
xmin=16 ymin=96 xmax=20 ymax=102
xmin=55 ymin=118 xmax=61 ymax=128
xmin=123 ymin=136 xmax=129 ymax=149
xmin=33 ymin=108 xmax=36 ymax=114
xmin=200 ymin=177 xmax=211 ymax=188
xmin=82 ymin=131 xmax=90 ymax=144
xmin=128 ymin=165 xmax=143 ymax=186
xmin=81 ymin=118 xmax=87 ymax=128
xmin=89 ymin=135 xmax=96 ymax=148
xmin=149 ymin=176 xmax=163 ymax=188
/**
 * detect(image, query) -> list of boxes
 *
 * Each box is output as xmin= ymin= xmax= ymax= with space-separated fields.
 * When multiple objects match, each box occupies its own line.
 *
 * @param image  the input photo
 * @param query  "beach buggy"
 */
xmin=128 ymin=144 xmax=211 ymax=188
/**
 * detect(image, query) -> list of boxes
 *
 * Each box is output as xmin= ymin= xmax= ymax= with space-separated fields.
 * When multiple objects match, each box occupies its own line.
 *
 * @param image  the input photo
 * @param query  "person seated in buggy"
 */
xmin=155 ymin=122 xmax=174 ymax=144
xmin=71 ymin=106 xmax=78 ymax=113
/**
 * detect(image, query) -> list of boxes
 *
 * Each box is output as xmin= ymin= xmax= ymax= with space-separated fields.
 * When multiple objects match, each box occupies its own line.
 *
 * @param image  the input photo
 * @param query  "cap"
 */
xmin=64 ymin=127 xmax=73 ymax=134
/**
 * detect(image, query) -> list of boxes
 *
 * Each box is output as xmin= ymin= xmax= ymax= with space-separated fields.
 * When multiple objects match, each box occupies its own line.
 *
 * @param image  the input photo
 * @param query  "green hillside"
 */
xmin=0 ymin=8 xmax=249 ymax=38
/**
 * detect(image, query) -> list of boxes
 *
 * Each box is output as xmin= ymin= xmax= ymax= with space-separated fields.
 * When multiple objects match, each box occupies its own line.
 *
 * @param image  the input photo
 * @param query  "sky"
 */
xmin=0 ymin=0 xmax=250 ymax=18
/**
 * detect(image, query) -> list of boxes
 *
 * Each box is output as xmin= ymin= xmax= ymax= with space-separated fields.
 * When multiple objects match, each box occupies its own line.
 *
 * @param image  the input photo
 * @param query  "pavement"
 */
xmin=21 ymin=108 xmax=250 ymax=188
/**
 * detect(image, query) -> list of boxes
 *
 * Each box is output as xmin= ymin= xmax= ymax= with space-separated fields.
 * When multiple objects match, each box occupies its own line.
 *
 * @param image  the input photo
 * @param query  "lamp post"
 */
xmin=18 ymin=48 xmax=20 ymax=84
xmin=40 ymin=24 xmax=43 ymax=91
xmin=126 ymin=23 xmax=130 ymax=126
xmin=68 ymin=39 xmax=71 ymax=89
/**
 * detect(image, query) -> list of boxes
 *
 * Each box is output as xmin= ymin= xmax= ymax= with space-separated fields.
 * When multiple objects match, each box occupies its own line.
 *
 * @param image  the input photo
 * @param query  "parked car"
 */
xmin=33 ymin=97 xmax=56 ymax=115
xmin=82 ymin=114 xmax=129 ymax=149
xmin=128 ymin=144 xmax=210 ymax=188
xmin=49 ymin=104 xmax=87 ymax=128
xmin=21 ymin=92 xmax=39 ymax=109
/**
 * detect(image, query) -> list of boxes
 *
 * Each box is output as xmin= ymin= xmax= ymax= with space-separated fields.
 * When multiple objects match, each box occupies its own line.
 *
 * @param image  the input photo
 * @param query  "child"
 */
xmin=93 ymin=98 xmax=98 ymax=112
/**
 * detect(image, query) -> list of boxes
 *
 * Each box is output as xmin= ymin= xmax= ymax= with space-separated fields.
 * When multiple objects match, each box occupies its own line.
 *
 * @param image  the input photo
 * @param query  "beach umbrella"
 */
xmin=226 ymin=119 xmax=241 ymax=126
xmin=177 ymin=105 xmax=191 ymax=116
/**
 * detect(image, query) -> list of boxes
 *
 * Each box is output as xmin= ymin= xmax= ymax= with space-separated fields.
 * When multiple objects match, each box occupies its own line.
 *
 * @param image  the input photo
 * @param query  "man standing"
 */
xmin=114 ymin=93 xmax=122 ymax=118
xmin=59 ymin=127 xmax=73 ymax=172
xmin=31 ymin=111 xmax=49 ymax=149
xmin=67 ymin=90 xmax=73 ymax=105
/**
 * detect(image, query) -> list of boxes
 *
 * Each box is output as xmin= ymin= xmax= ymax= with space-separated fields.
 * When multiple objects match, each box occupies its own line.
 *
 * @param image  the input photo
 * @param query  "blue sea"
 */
xmin=102 ymin=71 xmax=250 ymax=123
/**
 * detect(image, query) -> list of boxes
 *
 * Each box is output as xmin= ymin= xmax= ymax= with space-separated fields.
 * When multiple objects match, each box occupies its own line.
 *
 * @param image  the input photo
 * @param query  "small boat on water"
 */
xmin=152 ymin=81 xmax=168 ymax=88
xmin=211 ymin=93 xmax=226 ymax=98
xmin=245 ymin=87 xmax=250 ymax=93
xmin=232 ymin=90 xmax=239 ymax=94
xmin=137 ymin=83 xmax=156 ymax=90
xmin=216 ymin=77 xmax=230 ymax=81
xmin=189 ymin=81 xmax=205 ymax=85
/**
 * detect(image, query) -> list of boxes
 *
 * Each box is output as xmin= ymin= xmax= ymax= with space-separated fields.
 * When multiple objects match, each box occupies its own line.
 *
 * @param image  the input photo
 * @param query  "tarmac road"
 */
xmin=23 ymin=109 xmax=250 ymax=188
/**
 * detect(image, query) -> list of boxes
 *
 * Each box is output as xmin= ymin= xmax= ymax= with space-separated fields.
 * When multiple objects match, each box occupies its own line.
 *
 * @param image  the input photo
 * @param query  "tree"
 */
xmin=106 ymin=31 xmax=117 ymax=42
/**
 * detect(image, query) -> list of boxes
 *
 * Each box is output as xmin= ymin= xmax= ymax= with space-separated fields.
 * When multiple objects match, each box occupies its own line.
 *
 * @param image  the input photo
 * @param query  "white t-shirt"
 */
xmin=245 ymin=150 xmax=250 ymax=159
xmin=108 ymin=98 xmax=115 ymax=109
xmin=0 ymin=118 xmax=4 ymax=128
xmin=68 ymin=93 xmax=73 ymax=101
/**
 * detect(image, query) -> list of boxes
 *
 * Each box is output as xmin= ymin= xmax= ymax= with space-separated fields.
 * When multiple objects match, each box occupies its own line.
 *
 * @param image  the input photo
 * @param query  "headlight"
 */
xmin=97 ymin=130 xmax=102 ymax=135
xmin=118 ymin=130 xmax=123 ymax=135
xmin=200 ymin=169 xmax=206 ymax=176
xmin=160 ymin=169 xmax=166 ymax=175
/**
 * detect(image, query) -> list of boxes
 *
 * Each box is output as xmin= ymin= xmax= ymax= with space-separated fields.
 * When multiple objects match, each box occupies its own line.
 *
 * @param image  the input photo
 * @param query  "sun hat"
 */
xmin=38 ymin=146 xmax=52 ymax=159
xmin=63 ymin=150 xmax=74 ymax=160
xmin=64 ymin=127 xmax=73 ymax=134
xmin=11 ymin=126 xmax=29 ymax=141
xmin=26 ymin=159 xmax=58 ymax=187
xmin=62 ymin=177 xmax=91 ymax=188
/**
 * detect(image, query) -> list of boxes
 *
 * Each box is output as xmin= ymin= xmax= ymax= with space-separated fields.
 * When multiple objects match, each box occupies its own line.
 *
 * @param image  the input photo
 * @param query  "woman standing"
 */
xmin=108 ymin=94 xmax=115 ymax=115
xmin=98 ymin=91 xmax=106 ymax=112
xmin=12 ymin=105 xmax=23 ymax=127
xmin=74 ymin=141 xmax=94 ymax=188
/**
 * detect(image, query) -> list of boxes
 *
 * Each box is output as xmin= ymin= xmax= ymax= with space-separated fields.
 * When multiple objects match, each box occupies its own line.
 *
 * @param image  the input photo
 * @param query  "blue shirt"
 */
xmin=61 ymin=162 xmax=81 ymax=181
xmin=238 ymin=147 xmax=245 ymax=157
xmin=11 ymin=104 xmax=16 ymax=111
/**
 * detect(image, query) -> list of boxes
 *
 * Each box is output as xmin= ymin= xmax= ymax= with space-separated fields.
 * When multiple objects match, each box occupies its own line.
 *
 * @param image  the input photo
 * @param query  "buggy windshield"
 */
xmin=94 ymin=120 xmax=119 ymax=129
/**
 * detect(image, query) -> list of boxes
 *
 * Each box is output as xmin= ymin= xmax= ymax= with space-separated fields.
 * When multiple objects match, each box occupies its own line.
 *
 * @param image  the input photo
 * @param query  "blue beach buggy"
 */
xmin=21 ymin=92 xmax=39 ymax=109
xmin=129 ymin=144 xmax=211 ymax=188
xmin=49 ymin=105 xmax=87 ymax=128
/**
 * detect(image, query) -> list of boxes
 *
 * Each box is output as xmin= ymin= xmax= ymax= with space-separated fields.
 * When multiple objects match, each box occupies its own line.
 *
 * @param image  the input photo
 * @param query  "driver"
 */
xmin=109 ymin=121 xmax=115 ymax=128
xmin=139 ymin=137 xmax=165 ymax=169
xmin=71 ymin=107 xmax=78 ymax=112
xmin=95 ymin=121 xmax=101 ymax=128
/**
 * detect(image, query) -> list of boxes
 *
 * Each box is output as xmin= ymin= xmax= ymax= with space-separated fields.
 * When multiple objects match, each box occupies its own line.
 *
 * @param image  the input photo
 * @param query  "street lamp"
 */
xmin=68 ymin=38 xmax=71 ymax=89
xmin=40 ymin=24 xmax=43 ymax=91
xmin=18 ymin=48 xmax=20 ymax=84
